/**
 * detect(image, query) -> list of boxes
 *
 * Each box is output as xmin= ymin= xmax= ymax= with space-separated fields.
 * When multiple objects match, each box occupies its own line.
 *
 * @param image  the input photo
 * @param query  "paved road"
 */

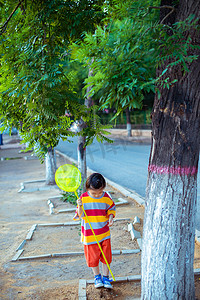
xmin=56 ymin=137 xmax=200 ymax=230
xmin=56 ymin=137 xmax=150 ymax=197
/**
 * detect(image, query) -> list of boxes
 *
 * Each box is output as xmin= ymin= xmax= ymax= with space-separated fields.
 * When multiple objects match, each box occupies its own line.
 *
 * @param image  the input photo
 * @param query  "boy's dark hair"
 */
xmin=86 ymin=173 xmax=106 ymax=190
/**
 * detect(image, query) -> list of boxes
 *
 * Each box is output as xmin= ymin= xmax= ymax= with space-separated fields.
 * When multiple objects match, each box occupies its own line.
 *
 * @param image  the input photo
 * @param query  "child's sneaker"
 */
xmin=102 ymin=276 xmax=113 ymax=289
xmin=94 ymin=274 xmax=103 ymax=288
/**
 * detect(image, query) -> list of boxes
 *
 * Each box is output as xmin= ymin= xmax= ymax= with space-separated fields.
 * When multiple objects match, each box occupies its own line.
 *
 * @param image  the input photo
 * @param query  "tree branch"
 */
xmin=148 ymin=5 xmax=176 ymax=24
xmin=0 ymin=0 xmax=24 ymax=35
xmin=149 ymin=5 xmax=175 ymax=10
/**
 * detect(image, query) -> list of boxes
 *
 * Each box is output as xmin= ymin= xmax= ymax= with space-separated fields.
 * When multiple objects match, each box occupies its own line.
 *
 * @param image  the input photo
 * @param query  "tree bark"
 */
xmin=77 ymin=60 xmax=94 ymax=192
xmin=45 ymin=147 xmax=57 ymax=185
xmin=141 ymin=0 xmax=200 ymax=298
xmin=77 ymin=118 xmax=87 ymax=192
xmin=125 ymin=107 xmax=132 ymax=137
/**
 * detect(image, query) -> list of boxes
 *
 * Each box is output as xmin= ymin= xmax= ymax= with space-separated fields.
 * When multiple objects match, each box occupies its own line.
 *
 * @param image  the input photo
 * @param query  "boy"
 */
xmin=74 ymin=173 xmax=116 ymax=289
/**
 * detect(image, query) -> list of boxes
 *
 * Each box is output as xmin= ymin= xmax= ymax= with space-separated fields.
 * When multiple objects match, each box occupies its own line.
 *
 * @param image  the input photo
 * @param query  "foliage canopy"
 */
xmin=0 ymin=0 xmax=108 ymax=157
xmin=72 ymin=0 xmax=199 ymax=118
xmin=0 ymin=0 xmax=199 ymax=155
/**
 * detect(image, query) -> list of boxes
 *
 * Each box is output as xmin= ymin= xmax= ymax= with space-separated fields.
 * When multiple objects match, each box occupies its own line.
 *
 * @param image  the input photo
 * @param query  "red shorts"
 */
xmin=84 ymin=239 xmax=112 ymax=267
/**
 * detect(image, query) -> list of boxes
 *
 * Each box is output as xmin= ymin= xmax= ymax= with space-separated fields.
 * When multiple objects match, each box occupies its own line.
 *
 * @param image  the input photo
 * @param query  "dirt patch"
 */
xmin=20 ymin=225 xmax=82 ymax=257
xmin=194 ymin=241 xmax=200 ymax=269
xmin=30 ymin=284 xmax=78 ymax=300
xmin=195 ymin=275 xmax=200 ymax=299
xmin=87 ymin=281 xmax=141 ymax=300
xmin=111 ymin=220 xmax=140 ymax=250
xmin=50 ymin=197 xmax=76 ymax=211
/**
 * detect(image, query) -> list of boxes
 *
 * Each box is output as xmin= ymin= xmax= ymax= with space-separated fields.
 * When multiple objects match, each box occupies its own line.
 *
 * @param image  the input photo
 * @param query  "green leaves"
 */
xmin=72 ymin=15 xmax=156 ymax=115
xmin=1 ymin=0 xmax=199 ymax=158
xmin=72 ymin=0 xmax=200 ymax=121
xmin=0 ymin=0 xmax=107 ymax=157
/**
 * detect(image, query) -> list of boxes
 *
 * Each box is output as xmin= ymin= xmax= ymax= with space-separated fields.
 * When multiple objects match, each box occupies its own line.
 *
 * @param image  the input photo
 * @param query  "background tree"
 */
xmin=72 ymin=14 xmax=156 ymax=136
xmin=0 ymin=0 xmax=107 ymax=185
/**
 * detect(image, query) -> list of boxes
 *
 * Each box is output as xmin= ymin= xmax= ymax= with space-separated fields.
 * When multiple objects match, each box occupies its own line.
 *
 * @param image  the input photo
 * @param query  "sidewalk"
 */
xmin=105 ymin=129 xmax=151 ymax=144
xmin=0 ymin=134 xmax=145 ymax=299
xmin=1 ymin=133 xmax=200 ymax=300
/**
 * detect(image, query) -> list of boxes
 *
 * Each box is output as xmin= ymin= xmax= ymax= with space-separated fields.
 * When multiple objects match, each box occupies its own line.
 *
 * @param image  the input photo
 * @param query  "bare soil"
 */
xmin=0 ymin=136 xmax=200 ymax=299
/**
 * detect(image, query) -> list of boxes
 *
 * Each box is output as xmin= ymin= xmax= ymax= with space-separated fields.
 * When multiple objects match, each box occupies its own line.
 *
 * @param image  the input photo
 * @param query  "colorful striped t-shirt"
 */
xmin=73 ymin=191 xmax=116 ymax=245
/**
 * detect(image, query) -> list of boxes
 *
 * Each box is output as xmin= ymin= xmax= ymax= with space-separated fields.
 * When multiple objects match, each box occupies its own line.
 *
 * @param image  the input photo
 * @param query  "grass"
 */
xmin=61 ymin=191 xmax=77 ymax=206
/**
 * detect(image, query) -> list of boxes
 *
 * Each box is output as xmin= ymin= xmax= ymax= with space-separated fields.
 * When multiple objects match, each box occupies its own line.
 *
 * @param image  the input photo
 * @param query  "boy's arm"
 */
xmin=77 ymin=198 xmax=83 ymax=217
xmin=108 ymin=214 xmax=114 ymax=227
xmin=107 ymin=200 xmax=116 ymax=219
xmin=73 ymin=198 xmax=83 ymax=220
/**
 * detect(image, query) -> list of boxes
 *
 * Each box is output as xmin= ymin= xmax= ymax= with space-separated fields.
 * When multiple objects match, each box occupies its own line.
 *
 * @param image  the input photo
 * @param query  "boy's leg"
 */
xmin=102 ymin=263 xmax=109 ymax=277
xmin=92 ymin=266 xmax=100 ymax=276
xmin=102 ymin=264 xmax=113 ymax=289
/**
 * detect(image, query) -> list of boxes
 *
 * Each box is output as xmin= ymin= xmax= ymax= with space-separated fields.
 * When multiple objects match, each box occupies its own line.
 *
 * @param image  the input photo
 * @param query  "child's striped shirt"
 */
xmin=73 ymin=191 xmax=116 ymax=245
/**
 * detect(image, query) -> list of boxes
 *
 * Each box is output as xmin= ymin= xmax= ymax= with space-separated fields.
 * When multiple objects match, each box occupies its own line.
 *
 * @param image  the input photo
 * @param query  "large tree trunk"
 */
xmin=45 ymin=147 xmax=57 ymax=185
xmin=77 ymin=122 xmax=87 ymax=192
xmin=141 ymin=0 xmax=200 ymax=298
xmin=125 ymin=107 xmax=132 ymax=137
xmin=77 ymin=61 xmax=93 ymax=192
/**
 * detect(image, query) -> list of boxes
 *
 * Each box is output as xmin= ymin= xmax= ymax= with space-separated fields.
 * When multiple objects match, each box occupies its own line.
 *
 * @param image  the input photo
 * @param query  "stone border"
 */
xmin=18 ymin=179 xmax=59 ymax=193
xmin=47 ymin=195 xmax=128 ymax=215
xmin=128 ymin=218 xmax=142 ymax=251
xmin=78 ymin=275 xmax=141 ymax=300
xmin=11 ymin=221 xmax=79 ymax=262
xmin=11 ymin=219 xmax=141 ymax=262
